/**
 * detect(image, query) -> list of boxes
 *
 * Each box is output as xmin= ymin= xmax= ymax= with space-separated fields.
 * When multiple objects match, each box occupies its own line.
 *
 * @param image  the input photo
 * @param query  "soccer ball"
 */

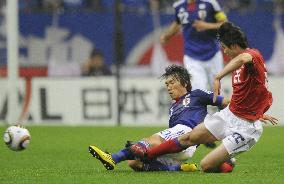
xmin=3 ymin=125 xmax=31 ymax=151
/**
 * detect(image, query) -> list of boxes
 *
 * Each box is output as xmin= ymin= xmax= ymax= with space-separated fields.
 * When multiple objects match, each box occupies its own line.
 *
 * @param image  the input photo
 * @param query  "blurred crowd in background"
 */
xmin=0 ymin=0 xmax=284 ymax=76
xmin=0 ymin=0 xmax=283 ymax=13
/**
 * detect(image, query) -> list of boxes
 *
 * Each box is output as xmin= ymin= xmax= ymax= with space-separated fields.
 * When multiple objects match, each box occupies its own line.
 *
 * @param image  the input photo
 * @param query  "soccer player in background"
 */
xmin=160 ymin=0 xmax=227 ymax=91
xmin=129 ymin=22 xmax=278 ymax=173
xmin=88 ymin=64 xmax=231 ymax=172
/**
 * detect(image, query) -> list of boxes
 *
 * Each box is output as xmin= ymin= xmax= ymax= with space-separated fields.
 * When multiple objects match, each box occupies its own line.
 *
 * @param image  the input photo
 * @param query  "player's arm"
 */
xmin=160 ymin=21 xmax=181 ymax=44
xmin=197 ymin=89 xmax=229 ymax=108
xmin=192 ymin=11 xmax=227 ymax=32
xmin=213 ymin=53 xmax=252 ymax=102
xmin=220 ymin=97 xmax=230 ymax=108
xmin=216 ymin=52 xmax=252 ymax=79
xmin=213 ymin=96 xmax=230 ymax=109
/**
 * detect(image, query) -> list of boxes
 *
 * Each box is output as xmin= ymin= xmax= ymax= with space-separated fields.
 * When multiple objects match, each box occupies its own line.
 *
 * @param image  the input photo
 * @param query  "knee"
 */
xmin=145 ymin=135 xmax=163 ymax=147
xmin=188 ymin=128 xmax=214 ymax=145
xmin=127 ymin=160 xmax=143 ymax=171
xmin=179 ymin=133 xmax=198 ymax=147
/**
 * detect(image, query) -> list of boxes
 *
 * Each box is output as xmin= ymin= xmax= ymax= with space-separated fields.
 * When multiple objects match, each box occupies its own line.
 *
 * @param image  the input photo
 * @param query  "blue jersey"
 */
xmin=168 ymin=89 xmax=223 ymax=128
xmin=173 ymin=0 xmax=223 ymax=61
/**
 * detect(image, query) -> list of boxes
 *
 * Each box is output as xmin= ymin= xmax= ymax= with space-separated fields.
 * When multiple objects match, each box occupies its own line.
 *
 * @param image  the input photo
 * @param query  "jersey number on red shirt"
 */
xmin=233 ymin=69 xmax=241 ymax=84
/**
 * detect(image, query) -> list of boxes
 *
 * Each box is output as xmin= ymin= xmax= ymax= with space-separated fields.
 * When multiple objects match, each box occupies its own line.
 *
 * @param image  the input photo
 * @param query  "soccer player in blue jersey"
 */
xmin=88 ymin=64 xmax=231 ymax=171
xmin=160 ymin=0 xmax=227 ymax=91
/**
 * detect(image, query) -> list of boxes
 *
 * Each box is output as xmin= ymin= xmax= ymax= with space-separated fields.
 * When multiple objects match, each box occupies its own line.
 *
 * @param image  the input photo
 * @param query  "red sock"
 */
xmin=147 ymin=139 xmax=184 ymax=159
xmin=219 ymin=162 xmax=233 ymax=173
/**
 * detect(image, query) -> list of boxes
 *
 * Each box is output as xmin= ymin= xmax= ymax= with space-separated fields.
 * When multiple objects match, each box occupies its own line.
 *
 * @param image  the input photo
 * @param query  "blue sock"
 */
xmin=111 ymin=148 xmax=135 ymax=164
xmin=111 ymin=141 xmax=150 ymax=164
xmin=143 ymin=160 xmax=180 ymax=171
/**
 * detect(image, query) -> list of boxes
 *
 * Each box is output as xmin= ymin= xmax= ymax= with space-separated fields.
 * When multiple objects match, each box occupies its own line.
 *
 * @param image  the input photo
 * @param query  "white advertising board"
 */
xmin=0 ymin=76 xmax=283 ymax=125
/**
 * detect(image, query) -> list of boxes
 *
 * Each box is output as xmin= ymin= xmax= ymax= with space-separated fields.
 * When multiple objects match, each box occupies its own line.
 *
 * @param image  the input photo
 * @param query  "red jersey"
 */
xmin=229 ymin=48 xmax=273 ymax=121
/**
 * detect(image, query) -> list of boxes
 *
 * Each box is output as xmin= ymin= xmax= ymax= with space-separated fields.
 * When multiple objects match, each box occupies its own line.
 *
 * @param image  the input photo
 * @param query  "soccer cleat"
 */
xmin=180 ymin=163 xmax=198 ymax=172
xmin=88 ymin=145 xmax=116 ymax=170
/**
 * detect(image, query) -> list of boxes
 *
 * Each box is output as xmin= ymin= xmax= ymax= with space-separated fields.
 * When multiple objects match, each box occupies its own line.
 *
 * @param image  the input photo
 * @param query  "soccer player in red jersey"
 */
xmin=130 ymin=22 xmax=278 ymax=173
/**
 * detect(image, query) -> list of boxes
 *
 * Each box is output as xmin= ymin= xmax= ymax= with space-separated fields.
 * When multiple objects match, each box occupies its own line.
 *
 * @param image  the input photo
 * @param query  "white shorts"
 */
xmin=183 ymin=51 xmax=223 ymax=90
xmin=156 ymin=124 xmax=197 ymax=166
xmin=204 ymin=107 xmax=263 ymax=156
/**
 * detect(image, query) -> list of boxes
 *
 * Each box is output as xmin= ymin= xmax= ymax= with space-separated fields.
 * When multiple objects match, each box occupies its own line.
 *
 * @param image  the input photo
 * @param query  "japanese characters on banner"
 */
xmin=0 ymin=77 xmax=283 ymax=125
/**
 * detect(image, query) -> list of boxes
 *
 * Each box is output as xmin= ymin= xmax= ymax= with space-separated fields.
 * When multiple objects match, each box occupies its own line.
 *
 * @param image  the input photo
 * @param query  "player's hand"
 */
xmin=213 ymin=78 xmax=221 ymax=103
xmin=192 ymin=20 xmax=209 ymax=32
xmin=260 ymin=114 xmax=278 ymax=125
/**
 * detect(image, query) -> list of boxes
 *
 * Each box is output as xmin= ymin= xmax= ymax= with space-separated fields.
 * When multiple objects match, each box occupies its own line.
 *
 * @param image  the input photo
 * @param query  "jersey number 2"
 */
xmin=178 ymin=8 xmax=189 ymax=24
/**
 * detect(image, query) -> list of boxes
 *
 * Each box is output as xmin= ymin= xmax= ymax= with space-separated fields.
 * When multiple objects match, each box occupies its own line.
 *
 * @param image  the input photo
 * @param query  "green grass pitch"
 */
xmin=0 ymin=126 xmax=283 ymax=184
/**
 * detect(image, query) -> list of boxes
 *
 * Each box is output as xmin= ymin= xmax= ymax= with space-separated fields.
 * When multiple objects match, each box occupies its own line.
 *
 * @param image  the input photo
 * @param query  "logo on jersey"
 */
xmin=198 ymin=4 xmax=207 ymax=20
xmin=183 ymin=97 xmax=191 ymax=107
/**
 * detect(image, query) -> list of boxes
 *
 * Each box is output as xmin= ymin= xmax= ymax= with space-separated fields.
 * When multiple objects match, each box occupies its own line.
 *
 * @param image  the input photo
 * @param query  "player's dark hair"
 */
xmin=217 ymin=22 xmax=248 ymax=49
xmin=161 ymin=64 xmax=192 ymax=91
xmin=90 ymin=48 xmax=104 ymax=58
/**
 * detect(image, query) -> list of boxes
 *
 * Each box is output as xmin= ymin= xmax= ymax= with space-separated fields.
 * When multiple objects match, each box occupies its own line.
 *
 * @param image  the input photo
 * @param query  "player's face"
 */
xmin=165 ymin=76 xmax=187 ymax=100
xmin=221 ymin=43 xmax=238 ymax=58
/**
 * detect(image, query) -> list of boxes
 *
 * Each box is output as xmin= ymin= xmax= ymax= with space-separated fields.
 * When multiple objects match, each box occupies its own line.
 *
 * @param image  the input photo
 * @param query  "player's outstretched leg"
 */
xmin=130 ymin=138 xmax=186 ymax=160
xmin=89 ymin=145 xmax=116 ymax=170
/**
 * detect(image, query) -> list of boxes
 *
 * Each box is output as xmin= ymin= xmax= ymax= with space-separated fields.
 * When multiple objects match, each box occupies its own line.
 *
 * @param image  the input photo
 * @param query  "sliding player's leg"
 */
xmin=134 ymin=123 xmax=217 ymax=159
xmin=88 ymin=134 xmax=162 ymax=170
xmin=88 ymin=140 xmax=149 ymax=170
xmin=89 ymin=124 xmax=198 ymax=171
